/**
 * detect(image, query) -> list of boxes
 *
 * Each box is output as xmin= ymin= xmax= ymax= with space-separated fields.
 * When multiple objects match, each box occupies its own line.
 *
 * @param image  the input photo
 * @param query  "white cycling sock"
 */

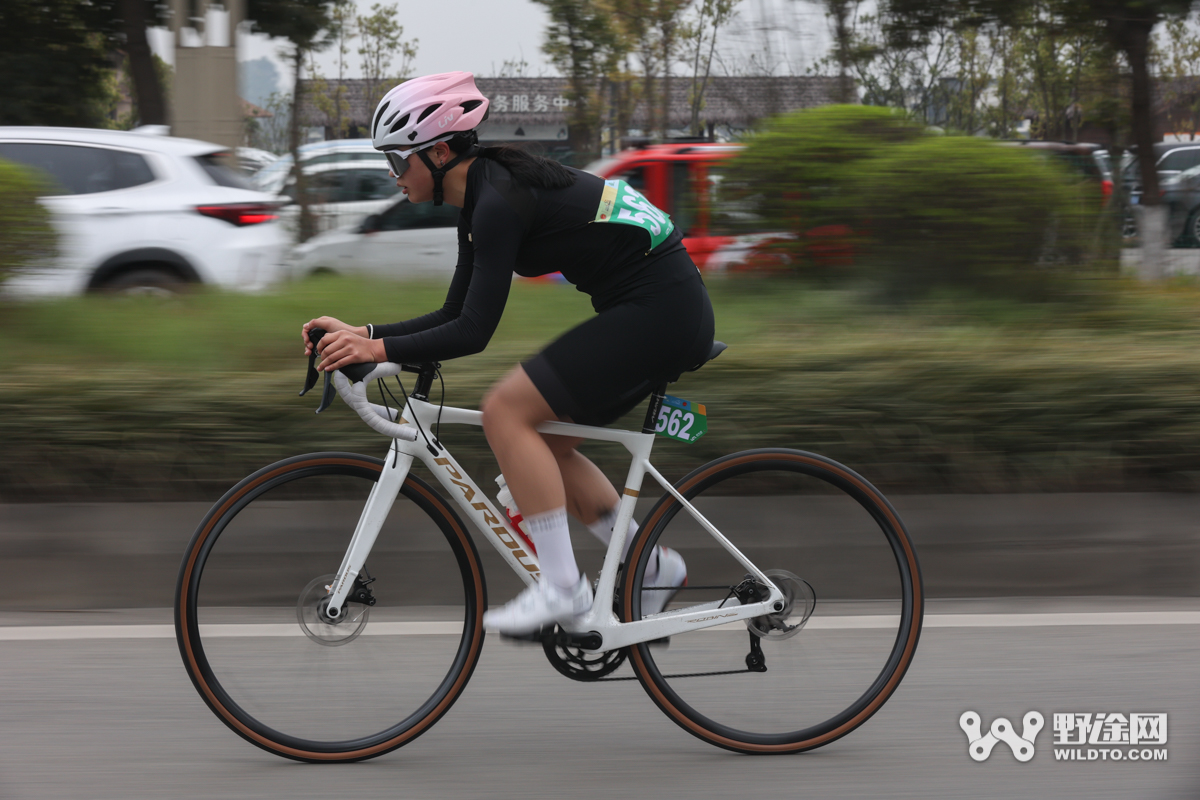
xmin=526 ymin=507 xmax=579 ymax=591
xmin=586 ymin=503 xmax=640 ymax=564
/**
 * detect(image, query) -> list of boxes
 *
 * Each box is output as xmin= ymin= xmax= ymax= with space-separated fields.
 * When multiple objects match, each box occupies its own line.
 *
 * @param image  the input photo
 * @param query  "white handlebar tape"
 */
xmin=332 ymin=369 xmax=419 ymax=441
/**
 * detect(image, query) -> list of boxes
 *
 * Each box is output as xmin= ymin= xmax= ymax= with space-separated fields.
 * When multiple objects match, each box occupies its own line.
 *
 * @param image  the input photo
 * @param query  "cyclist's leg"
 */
xmin=481 ymin=367 xmax=581 ymax=590
xmin=480 ymin=369 xmax=594 ymax=633
xmin=541 ymin=433 xmax=618 ymax=525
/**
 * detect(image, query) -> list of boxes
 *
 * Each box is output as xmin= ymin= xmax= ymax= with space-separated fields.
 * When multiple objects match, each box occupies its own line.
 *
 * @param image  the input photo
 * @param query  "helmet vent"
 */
xmin=416 ymin=103 xmax=440 ymax=124
xmin=372 ymin=101 xmax=390 ymax=136
xmin=461 ymin=99 xmax=483 ymax=113
xmin=388 ymin=113 xmax=410 ymax=134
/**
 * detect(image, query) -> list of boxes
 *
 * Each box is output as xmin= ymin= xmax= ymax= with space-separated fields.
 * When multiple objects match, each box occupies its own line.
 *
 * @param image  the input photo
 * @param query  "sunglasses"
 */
xmin=382 ymin=135 xmax=456 ymax=178
xmin=384 ymin=150 xmax=412 ymax=178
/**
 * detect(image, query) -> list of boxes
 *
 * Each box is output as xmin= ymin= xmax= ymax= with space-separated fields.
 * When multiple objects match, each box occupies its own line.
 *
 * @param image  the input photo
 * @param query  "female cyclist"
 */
xmin=302 ymin=72 xmax=714 ymax=634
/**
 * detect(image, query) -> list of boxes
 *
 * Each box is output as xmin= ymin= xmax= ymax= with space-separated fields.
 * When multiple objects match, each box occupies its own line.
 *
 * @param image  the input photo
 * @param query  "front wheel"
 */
xmin=623 ymin=448 xmax=923 ymax=754
xmin=175 ymin=452 xmax=487 ymax=762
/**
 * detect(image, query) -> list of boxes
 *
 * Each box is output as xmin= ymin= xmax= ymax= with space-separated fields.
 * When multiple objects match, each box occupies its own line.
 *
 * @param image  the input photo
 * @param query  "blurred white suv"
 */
xmin=0 ymin=126 xmax=288 ymax=295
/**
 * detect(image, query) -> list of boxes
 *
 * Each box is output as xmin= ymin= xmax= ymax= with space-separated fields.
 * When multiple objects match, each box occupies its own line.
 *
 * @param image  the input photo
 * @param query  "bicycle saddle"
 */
xmin=688 ymin=341 xmax=727 ymax=372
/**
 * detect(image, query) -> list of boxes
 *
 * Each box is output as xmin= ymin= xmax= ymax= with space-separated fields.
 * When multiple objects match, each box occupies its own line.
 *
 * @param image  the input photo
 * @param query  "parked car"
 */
xmin=289 ymin=192 xmax=460 ymax=278
xmin=276 ymin=160 xmax=402 ymax=236
xmin=1121 ymin=141 xmax=1200 ymax=204
xmin=236 ymin=146 xmax=278 ymax=175
xmin=1117 ymin=142 xmax=1200 ymax=240
xmin=1154 ymin=162 xmax=1200 ymax=245
xmin=0 ymin=126 xmax=288 ymax=295
xmin=253 ymin=138 xmax=385 ymax=194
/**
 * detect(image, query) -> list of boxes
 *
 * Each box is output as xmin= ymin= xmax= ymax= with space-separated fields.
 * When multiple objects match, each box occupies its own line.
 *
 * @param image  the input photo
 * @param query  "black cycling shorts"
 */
xmin=522 ymin=263 xmax=715 ymax=428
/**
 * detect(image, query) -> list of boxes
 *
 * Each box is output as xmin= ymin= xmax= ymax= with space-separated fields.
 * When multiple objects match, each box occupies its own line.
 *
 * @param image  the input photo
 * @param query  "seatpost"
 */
xmin=641 ymin=383 xmax=668 ymax=434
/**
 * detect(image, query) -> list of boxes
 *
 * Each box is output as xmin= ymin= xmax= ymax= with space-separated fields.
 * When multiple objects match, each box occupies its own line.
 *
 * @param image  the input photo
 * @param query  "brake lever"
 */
xmin=299 ymin=328 xmax=338 ymax=413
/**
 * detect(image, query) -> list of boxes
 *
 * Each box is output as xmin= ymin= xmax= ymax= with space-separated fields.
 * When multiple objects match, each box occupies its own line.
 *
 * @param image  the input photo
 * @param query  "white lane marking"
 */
xmin=1 ymin=612 xmax=1199 ymax=641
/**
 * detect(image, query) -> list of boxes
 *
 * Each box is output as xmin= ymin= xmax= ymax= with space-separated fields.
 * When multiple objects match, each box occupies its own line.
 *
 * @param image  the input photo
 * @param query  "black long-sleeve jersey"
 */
xmin=371 ymin=157 xmax=693 ymax=364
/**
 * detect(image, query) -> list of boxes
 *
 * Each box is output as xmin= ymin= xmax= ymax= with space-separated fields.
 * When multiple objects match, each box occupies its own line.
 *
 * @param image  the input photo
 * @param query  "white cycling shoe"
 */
xmin=641 ymin=547 xmax=688 ymax=617
xmin=483 ymin=574 xmax=593 ymax=635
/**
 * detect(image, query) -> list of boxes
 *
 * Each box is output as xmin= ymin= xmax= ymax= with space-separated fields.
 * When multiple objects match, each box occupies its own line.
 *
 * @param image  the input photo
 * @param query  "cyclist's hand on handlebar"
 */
xmin=302 ymin=316 xmax=367 ymax=356
xmin=316 ymin=329 xmax=387 ymax=372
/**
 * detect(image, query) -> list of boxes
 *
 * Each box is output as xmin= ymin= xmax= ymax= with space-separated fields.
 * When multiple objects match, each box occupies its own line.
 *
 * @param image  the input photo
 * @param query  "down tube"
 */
xmin=415 ymin=444 xmax=543 ymax=585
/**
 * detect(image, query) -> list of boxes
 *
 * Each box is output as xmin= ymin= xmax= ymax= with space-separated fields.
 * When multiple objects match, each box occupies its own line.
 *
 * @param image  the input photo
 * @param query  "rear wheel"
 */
xmin=175 ymin=452 xmax=487 ymax=762
xmin=623 ymin=448 xmax=922 ymax=754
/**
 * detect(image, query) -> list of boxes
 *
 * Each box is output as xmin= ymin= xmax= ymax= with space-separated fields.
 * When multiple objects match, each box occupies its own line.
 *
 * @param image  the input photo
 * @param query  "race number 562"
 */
xmin=654 ymin=395 xmax=707 ymax=443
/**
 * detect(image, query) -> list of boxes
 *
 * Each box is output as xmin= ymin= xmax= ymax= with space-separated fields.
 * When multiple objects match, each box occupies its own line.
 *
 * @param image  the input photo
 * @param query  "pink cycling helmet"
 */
xmin=371 ymin=71 xmax=489 ymax=155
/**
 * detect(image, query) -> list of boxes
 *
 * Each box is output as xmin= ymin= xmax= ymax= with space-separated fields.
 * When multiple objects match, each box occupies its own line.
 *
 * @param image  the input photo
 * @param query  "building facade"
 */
xmin=297 ymin=76 xmax=847 ymax=157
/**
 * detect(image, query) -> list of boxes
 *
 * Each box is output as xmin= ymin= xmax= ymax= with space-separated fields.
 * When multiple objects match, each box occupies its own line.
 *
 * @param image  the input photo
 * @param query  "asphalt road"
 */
xmin=1 ymin=599 xmax=1198 ymax=800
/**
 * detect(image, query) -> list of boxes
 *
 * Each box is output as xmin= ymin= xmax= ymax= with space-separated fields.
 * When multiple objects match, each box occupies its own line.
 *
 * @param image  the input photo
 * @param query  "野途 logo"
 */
xmin=960 ymin=711 xmax=1044 ymax=762
xmin=1051 ymin=712 xmax=1168 ymax=762
xmin=958 ymin=710 xmax=1169 ymax=763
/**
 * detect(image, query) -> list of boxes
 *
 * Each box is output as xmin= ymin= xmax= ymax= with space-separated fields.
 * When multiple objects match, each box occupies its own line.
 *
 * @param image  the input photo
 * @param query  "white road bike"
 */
xmin=175 ymin=334 xmax=924 ymax=761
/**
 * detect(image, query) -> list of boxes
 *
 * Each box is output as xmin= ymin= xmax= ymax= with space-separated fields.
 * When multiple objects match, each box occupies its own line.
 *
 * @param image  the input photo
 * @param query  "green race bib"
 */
xmin=594 ymin=179 xmax=675 ymax=250
xmin=654 ymin=395 xmax=707 ymax=443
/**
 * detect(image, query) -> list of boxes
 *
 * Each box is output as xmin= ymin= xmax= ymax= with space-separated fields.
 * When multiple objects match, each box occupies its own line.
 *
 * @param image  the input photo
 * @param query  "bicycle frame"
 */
xmin=324 ymin=395 xmax=785 ymax=652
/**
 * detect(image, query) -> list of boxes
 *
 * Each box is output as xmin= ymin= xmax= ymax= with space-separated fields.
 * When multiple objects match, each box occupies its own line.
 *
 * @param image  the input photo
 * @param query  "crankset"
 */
xmin=541 ymin=625 xmax=628 ymax=682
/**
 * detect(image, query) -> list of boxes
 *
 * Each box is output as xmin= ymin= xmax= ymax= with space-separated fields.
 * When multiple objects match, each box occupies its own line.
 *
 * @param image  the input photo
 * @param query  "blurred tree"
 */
xmin=605 ymin=0 xmax=694 ymax=138
xmin=319 ymin=2 xmax=357 ymax=139
xmin=683 ymin=0 xmax=739 ymax=136
xmin=0 ymin=0 xmax=117 ymax=126
xmin=535 ymin=0 xmax=627 ymax=157
xmin=305 ymin=53 xmax=334 ymax=139
xmin=884 ymin=0 xmax=1195 ymax=279
xmin=884 ymin=0 xmax=1195 ymax=203
xmin=245 ymin=0 xmax=349 ymax=242
xmin=490 ymin=57 xmax=534 ymax=78
xmin=112 ymin=53 xmax=174 ymax=130
xmin=114 ymin=0 xmax=168 ymax=126
xmin=825 ymin=1 xmax=864 ymax=104
xmin=808 ymin=6 xmax=960 ymax=122
xmin=358 ymin=3 xmax=419 ymax=115
xmin=1156 ymin=11 xmax=1200 ymax=140
xmin=251 ymin=91 xmax=293 ymax=153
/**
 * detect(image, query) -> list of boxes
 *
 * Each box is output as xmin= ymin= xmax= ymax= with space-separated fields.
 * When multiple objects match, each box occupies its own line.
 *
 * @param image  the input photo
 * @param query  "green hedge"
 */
xmin=3 ymin=276 xmax=1200 ymax=501
xmin=0 ymin=158 xmax=57 ymax=282
xmin=4 ymin=311 xmax=1200 ymax=500
xmin=722 ymin=105 xmax=1096 ymax=292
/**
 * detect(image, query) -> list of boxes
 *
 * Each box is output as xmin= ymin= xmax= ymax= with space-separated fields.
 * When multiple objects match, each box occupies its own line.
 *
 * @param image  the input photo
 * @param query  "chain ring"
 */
xmin=296 ymin=573 xmax=370 ymax=647
xmin=542 ymin=626 xmax=628 ymax=681
xmin=747 ymin=569 xmax=816 ymax=641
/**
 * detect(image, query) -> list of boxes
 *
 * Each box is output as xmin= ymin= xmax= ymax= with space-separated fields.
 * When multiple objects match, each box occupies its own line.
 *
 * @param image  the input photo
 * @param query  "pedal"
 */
xmin=498 ymin=628 xmax=548 ymax=646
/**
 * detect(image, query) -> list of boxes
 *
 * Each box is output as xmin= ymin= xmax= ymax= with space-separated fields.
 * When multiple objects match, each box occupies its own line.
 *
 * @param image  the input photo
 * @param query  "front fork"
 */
xmin=324 ymin=442 xmax=414 ymax=620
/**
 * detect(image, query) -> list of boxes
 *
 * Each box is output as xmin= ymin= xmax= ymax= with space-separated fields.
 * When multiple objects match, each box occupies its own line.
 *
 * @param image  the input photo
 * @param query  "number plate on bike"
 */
xmin=654 ymin=395 xmax=707 ymax=443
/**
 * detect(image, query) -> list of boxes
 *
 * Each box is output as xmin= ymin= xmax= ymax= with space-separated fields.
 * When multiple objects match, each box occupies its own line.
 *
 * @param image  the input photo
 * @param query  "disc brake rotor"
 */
xmin=747 ymin=569 xmax=816 ymax=641
xmin=296 ymin=573 xmax=370 ymax=647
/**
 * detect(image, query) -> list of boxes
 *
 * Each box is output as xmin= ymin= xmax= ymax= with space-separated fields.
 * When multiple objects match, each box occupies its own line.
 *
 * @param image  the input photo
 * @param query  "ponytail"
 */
xmin=446 ymin=131 xmax=576 ymax=190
